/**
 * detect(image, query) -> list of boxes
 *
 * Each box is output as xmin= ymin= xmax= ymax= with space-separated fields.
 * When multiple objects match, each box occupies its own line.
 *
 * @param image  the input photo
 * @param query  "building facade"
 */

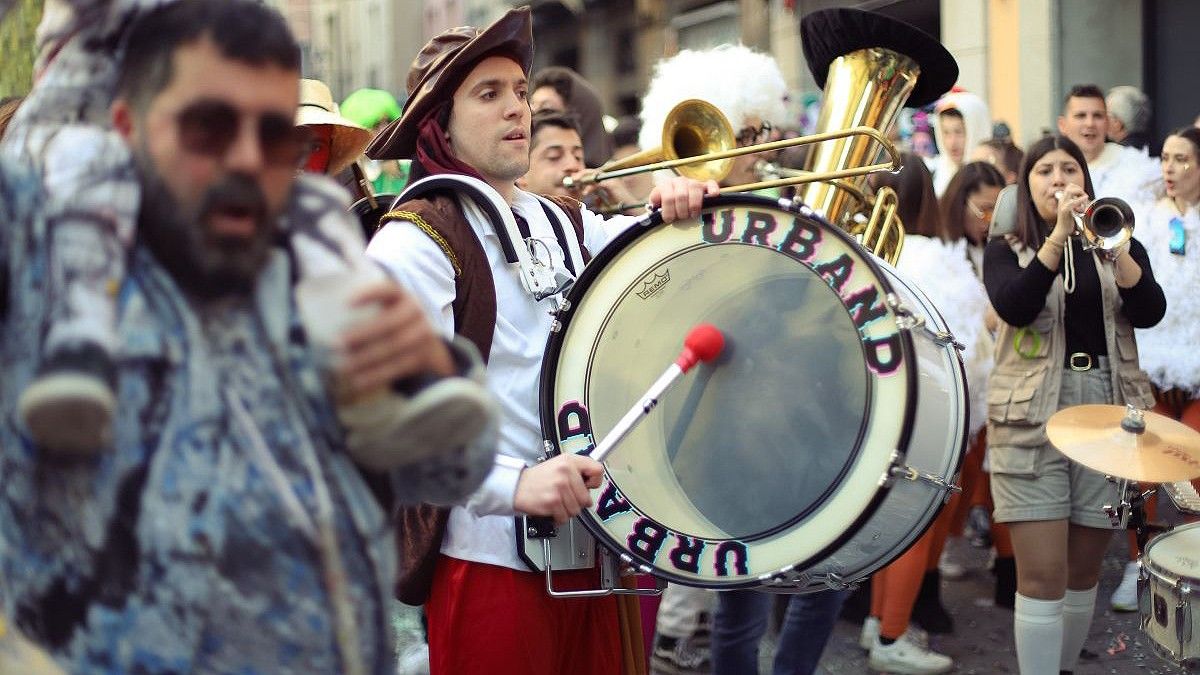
xmin=270 ymin=0 xmax=1198 ymax=150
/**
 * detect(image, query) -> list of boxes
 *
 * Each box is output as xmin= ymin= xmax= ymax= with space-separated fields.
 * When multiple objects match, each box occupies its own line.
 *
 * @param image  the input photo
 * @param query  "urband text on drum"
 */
xmin=701 ymin=207 xmax=903 ymax=375
xmin=556 ymin=400 xmax=751 ymax=577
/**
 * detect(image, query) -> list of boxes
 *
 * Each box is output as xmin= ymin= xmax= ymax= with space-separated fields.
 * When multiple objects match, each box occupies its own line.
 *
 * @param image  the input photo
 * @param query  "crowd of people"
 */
xmin=0 ymin=1 xmax=1198 ymax=674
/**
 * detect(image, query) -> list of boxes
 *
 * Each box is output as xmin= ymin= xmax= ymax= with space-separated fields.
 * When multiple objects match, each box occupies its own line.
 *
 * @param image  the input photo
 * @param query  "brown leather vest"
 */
xmin=381 ymin=191 xmax=589 ymax=604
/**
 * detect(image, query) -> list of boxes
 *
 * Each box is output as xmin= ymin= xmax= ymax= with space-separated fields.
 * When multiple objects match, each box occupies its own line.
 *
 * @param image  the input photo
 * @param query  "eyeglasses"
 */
xmin=736 ymin=122 xmax=772 ymax=147
xmin=966 ymin=198 xmax=995 ymax=222
xmin=176 ymin=100 xmax=312 ymax=167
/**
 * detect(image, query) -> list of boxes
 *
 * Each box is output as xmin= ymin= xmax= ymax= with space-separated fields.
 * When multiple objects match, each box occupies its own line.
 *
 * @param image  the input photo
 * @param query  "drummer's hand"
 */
xmin=648 ymin=177 xmax=720 ymax=223
xmin=514 ymin=454 xmax=605 ymax=524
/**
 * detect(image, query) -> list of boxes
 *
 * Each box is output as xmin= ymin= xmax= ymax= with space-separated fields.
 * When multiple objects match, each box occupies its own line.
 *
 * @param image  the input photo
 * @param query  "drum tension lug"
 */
xmin=889 ymin=463 xmax=962 ymax=494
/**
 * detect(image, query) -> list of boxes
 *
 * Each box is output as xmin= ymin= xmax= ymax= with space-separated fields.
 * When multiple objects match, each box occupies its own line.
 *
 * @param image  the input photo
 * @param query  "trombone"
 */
xmin=562 ymin=99 xmax=902 ymax=200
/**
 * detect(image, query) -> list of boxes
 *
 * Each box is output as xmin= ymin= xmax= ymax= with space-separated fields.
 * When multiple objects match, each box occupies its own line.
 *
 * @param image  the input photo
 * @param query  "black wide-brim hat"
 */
xmin=801 ymin=8 xmax=958 ymax=108
xmin=366 ymin=6 xmax=534 ymax=160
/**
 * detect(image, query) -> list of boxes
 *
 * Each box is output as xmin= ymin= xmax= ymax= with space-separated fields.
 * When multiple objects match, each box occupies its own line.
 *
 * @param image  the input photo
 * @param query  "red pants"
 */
xmin=426 ymin=555 xmax=623 ymax=675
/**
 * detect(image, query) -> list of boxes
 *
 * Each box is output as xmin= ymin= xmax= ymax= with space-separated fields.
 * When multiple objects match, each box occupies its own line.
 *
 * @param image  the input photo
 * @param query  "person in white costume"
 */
xmin=1058 ymin=84 xmax=1159 ymax=220
xmin=929 ymin=90 xmax=991 ymax=197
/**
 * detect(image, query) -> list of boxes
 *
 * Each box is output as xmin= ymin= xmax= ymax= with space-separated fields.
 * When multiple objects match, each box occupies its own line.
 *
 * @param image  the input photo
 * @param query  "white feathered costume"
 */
xmin=1135 ymin=198 xmax=1200 ymax=396
xmin=895 ymin=235 xmax=994 ymax=438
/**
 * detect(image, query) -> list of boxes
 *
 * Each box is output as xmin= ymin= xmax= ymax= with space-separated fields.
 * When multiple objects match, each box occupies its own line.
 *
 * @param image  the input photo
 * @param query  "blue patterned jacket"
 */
xmin=0 ymin=162 xmax=493 ymax=673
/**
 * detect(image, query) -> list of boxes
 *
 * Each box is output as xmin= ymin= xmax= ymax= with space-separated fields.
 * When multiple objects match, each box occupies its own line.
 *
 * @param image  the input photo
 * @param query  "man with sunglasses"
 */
xmin=0 ymin=1 xmax=498 ymax=671
xmin=364 ymin=8 xmax=717 ymax=673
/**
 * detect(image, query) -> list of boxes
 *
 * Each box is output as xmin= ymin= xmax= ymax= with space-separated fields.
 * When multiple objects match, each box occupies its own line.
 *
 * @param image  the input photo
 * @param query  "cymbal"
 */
xmin=1046 ymin=405 xmax=1200 ymax=481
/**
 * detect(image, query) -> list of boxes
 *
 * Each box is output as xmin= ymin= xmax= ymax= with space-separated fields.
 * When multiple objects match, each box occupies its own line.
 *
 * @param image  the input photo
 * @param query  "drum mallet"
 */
xmin=590 ymin=323 xmax=725 ymax=462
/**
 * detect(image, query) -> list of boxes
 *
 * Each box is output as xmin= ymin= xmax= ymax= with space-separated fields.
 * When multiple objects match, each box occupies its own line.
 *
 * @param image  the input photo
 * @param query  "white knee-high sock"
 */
xmin=1014 ymin=593 xmax=1063 ymax=675
xmin=1060 ymin=585 xmax=1098 ymax=672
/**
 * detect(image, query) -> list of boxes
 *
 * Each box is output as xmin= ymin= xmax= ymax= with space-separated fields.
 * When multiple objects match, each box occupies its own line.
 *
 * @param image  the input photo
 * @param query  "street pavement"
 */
xmin=392 ymin=521 xmax=1193 ymax=674
xmin=814 ymin=534 xmax=1178 ymax=674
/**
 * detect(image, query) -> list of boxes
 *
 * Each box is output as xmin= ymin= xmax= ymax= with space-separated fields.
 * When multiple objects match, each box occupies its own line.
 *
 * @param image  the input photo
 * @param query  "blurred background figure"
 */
xmin=0 ymin=96 xmax=21 ymax=140
xmin=638 ymin=44 xmax=788 ymax=191
xmin=971 ymin=135 xmax=1024 ymax=186
xmin=857 ymin=153 xmax=996 ymax=675
xmin=1058 ymin=84 xmax=1159 ymax=212
xmin=1106 ymin=85 xmax=1154 ymax=154
xmin=518 ymin=109 xmax=584 ymax=197
xmin=929 ymin=89 xmax=991 ymax=196
xmin=936 ymin=160 xmax=1015 ymax=612
xmin=1120 ymin=127 xmax=1200 ymax=615
xmin=341 ymin=87 xmax=408 ymax=194
xmin=529 ymin=65 xmax=614 ymax=167
xmin=609 ymin=114 xmax=656 ymax=205
xmin=296 ymin=78 xmax=371 ymax=176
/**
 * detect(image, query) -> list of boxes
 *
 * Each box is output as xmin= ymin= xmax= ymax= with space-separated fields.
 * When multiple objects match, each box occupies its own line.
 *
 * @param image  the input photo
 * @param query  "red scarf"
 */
xmin=415 ymin=102 xmax=486 ymax=182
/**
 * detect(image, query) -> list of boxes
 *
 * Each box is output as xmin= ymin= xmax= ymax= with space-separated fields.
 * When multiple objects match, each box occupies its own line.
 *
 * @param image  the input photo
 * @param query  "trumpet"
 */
xmin=1054 ymin=191 xmax=1135 ymax=251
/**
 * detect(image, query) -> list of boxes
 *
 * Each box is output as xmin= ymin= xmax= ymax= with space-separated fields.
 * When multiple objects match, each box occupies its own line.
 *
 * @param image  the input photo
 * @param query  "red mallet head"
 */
xmin=676 ymin=323 xmax=725 ymax=372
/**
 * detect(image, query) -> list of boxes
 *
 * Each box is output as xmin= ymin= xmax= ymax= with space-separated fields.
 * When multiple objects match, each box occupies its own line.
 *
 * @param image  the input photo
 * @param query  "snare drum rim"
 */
xmin=538 ymin=194 xmax=920 ymax=588
xmin=1144 ymin=522 xmax=1200 ymax=589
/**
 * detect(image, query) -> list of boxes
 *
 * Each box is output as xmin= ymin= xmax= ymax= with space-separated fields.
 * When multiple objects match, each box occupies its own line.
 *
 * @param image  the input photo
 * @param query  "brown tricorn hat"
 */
xmin=366 ymin=6 xmax=534 ymax=160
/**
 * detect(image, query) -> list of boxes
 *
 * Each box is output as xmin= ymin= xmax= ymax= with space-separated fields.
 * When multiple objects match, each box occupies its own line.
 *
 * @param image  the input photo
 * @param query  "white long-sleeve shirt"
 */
xmin=368 ymin=187 xmax=635 ymax=570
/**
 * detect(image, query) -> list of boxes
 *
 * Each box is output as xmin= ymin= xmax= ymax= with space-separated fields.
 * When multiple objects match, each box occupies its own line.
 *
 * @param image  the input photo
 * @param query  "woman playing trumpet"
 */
xmin=983 ymin=135 xmax=1165 ymax=674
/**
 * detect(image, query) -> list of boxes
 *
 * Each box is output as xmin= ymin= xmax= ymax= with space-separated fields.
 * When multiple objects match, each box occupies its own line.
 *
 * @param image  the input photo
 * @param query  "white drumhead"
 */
xmin=542 ymin=197 xmax=918 ymax=587
xmin=1146 ymin=521 xmax=1200 ymax=581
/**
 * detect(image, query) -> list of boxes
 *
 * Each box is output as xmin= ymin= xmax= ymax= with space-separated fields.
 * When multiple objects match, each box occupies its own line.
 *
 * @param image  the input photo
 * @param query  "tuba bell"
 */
xmin=794 ymin=8 xmax=959 ymax=262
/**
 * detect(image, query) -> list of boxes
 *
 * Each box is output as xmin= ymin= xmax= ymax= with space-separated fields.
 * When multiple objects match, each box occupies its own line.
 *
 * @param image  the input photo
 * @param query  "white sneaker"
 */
xmin=868 ymin=632 xmax=953 ymax=674
xmin=937 ymin=550 xmax=968 ymax=581
xmin=1111 ymin=560 xmax=1140 ymax=612
xmin=341 ymin=377 xmax=496 ymax=472
xmin=18 ymin=342 xmax=117 ymax=457
xmin=396 ymin=642 xmax=429 ymax=675
xmin=860 ymin=616 xmax=880 ymax=650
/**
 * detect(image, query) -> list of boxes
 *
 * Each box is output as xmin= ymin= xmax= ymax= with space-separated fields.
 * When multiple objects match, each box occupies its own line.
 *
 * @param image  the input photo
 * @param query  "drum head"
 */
xmin=1146 ymin=521 xmax=1200 ymax=581
xmin=541 ymin=195 xmax=917 ymax=587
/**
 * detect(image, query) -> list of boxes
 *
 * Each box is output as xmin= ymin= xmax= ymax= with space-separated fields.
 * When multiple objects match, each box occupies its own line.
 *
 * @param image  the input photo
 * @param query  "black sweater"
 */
xmin=983 ymin=237 xmax=1166 ymax=356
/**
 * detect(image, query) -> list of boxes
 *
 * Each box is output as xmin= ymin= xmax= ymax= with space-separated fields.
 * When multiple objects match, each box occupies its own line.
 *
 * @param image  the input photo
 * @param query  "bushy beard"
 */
xmin=136 ymin=157 xmax=276 ymax=300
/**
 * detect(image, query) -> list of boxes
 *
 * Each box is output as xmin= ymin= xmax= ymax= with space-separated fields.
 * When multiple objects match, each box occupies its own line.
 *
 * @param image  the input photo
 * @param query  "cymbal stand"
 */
xmin=1105 ymin=477 xmax=1158 ymax=552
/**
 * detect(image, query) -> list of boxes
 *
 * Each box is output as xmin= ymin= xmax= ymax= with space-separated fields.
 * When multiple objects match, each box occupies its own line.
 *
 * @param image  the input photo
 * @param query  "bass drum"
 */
xmin=539 ymin=195 xmax=967 ymax=590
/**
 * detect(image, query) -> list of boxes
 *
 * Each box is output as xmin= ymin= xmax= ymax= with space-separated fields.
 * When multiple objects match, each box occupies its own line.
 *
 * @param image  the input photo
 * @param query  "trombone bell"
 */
xmin=595 ymin=99 xmax=736 ymax=184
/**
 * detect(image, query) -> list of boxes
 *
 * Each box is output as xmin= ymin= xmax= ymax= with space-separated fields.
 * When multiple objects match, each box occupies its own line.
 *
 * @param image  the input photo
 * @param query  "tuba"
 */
xmin=794 ymin=9 xmax=958 ymax=262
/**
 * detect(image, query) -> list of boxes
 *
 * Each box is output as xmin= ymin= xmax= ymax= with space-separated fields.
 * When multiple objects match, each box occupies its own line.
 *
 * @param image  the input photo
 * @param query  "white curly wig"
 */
xmin=638 ymin=44 xmax=789 ymax=154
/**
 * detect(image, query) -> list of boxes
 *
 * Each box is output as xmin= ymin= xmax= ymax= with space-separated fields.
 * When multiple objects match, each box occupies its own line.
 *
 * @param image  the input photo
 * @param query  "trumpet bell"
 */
xmin=1082 ymin=197 xmax=1135 ymax=251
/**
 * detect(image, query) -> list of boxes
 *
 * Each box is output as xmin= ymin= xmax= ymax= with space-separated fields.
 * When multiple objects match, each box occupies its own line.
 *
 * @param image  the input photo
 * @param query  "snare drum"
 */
xmin=540 ymin=195 xmax=967 ymax=590
xmin=1141 ymin=522 xmax=1200 ymax=666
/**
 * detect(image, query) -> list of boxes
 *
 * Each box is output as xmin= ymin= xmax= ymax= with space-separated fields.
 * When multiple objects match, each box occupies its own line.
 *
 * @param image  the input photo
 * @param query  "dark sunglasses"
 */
xmin=736 ymin=122 xmax=773 ymax=147
xmin=177 ymin=100 xmax=312 ymax=167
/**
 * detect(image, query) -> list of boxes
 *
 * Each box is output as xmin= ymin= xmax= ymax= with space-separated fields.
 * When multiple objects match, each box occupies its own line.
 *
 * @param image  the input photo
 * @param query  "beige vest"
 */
xmin=986 ymin=235 xmax=1155 ymax=455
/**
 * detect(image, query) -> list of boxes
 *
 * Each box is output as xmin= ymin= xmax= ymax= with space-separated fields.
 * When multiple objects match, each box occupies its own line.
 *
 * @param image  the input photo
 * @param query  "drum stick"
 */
xmin=590 ymin=324 xmax=724 ymax=463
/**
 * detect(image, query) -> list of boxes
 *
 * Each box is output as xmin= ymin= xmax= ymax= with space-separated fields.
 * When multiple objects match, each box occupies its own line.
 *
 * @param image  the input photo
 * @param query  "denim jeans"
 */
xmin=712 ymin=588 xmax=847 ymax=675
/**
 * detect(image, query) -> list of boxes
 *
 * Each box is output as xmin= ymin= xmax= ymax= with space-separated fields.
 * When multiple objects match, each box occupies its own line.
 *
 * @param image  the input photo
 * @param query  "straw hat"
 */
xmin=366 ymin=6 xmax=533 ymax=160
xmin=296 ymin=79 xmax=373 ymax=174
